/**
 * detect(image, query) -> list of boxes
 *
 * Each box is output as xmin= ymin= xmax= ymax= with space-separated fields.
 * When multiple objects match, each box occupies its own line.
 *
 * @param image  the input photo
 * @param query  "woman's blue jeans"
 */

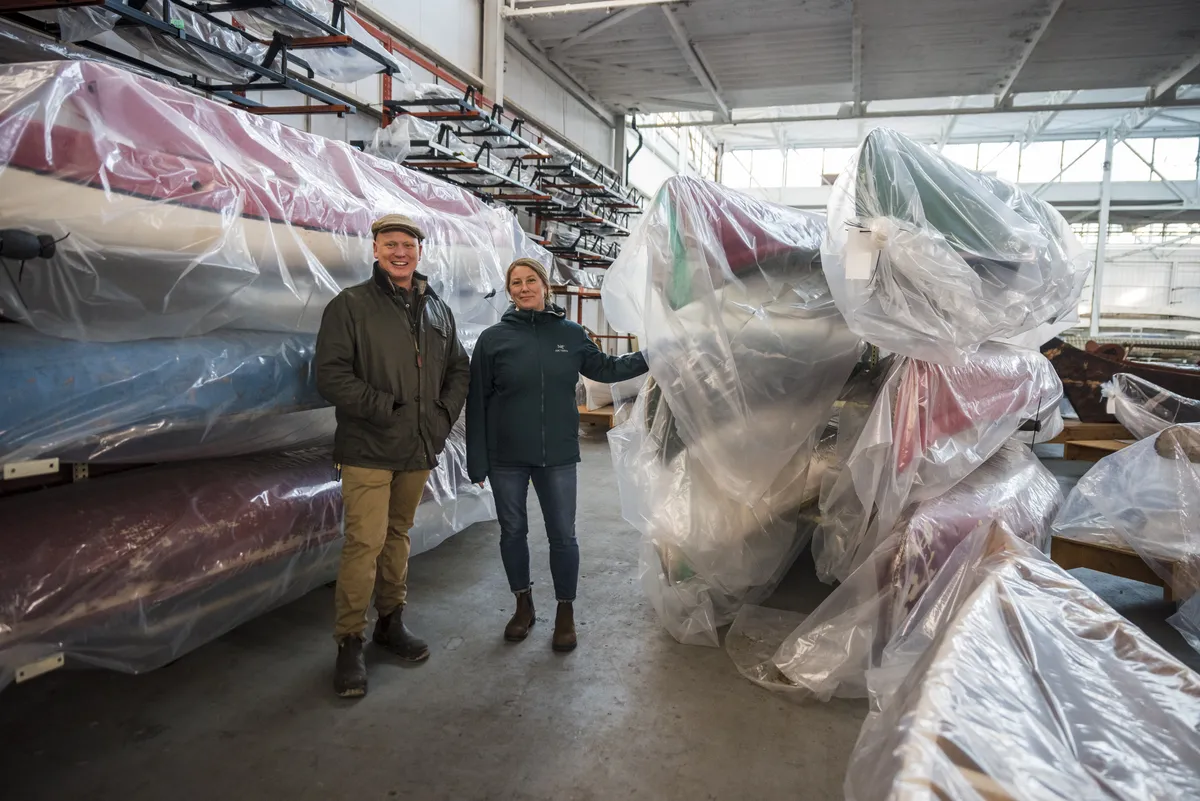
xmin=489 ymin=464 xmax=578 ymax=602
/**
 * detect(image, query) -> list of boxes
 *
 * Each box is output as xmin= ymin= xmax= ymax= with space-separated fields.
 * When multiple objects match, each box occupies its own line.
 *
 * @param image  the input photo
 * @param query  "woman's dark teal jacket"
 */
xmin=466 ymin=304 xmax=648 ymax=483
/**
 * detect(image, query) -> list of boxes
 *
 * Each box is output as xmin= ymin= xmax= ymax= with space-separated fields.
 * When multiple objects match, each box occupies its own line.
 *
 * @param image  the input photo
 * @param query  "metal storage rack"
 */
xmin=382 ymin=84 xmax=645 ymax=326
xmin=0 ymin=0 xmax=382 ymax=114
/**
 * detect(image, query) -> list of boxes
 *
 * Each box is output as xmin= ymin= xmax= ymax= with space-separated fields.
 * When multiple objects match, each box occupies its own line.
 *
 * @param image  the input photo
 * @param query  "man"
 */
xmin=315 ymin=213 xmax=470 ymax=698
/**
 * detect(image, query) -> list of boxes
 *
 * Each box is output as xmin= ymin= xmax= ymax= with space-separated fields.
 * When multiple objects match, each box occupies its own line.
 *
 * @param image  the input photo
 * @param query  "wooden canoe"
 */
xmin=1040 ymin=337 xmax=1200 ymax=423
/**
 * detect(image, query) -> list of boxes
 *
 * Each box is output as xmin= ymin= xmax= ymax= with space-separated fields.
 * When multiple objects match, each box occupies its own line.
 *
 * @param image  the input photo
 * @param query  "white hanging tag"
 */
xmin=845 ymin=225 xmax=878 ymax=280
xmin=1106 ymin=397 xmax=1116 ymax=414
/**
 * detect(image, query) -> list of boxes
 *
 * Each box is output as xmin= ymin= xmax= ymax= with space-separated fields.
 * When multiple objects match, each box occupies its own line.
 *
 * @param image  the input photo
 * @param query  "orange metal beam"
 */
xmin=283 ymin=35 xmax=354 ymax=49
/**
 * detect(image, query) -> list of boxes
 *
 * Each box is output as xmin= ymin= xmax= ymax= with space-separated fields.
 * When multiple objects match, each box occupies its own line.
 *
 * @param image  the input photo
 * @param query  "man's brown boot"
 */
xmin=552 ymin=601 xmax=576 ymax=652
xmin=373 ymin=607 xmax=430 ymax=662
xmin=334 ymin=635 xmax=367 ymax=697
xmin=504 ymin=590 xmax=535 ymax=642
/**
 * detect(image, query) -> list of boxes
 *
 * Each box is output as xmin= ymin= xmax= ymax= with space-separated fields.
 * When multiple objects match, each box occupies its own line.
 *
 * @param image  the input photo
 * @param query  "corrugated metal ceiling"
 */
xmin=511 ymin=0 xmax=1200 ymax=117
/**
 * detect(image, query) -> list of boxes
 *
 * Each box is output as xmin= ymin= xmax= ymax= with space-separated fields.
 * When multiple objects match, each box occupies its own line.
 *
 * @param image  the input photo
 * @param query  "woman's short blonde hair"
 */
xmin=505 ymin=258 xmax=553 ymax=305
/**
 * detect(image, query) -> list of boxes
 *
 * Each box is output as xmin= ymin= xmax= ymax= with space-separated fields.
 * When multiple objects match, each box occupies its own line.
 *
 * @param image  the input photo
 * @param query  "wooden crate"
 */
xmin=578 ymin=404 xmax=615 ymax=429
xmin=1051 ymin=535 xmax=1174 ymax=601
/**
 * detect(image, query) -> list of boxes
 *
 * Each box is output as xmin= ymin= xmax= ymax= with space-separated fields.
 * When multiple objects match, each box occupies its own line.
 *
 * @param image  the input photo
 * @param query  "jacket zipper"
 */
xmin=535 ymin=314 xmax=546 ymax=466
xmin=397 ymin=285 xmax=433 ymax=469
xmin=415 ymin=289 xmax=434 ymax=468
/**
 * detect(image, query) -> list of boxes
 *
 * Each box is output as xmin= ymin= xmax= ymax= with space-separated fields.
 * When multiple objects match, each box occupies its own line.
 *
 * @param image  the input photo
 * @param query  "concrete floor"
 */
xmin=1 ymin=435 xmax=1195 ymax=801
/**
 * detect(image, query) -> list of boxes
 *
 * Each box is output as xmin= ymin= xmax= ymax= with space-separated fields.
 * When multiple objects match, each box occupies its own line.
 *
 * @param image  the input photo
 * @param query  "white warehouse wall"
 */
xmin=504 ymin=48 xmax=613 ymax=168
xmin=67 ymin=2 xmax=622 ymax=178
xmin=1086 ymin=247 xmax=1200 ymax=321
xmin=628 ymin=147 xmax=676 ymax=198
xmin=739 ymin=182 xmax=1196 ymax=212
xmin=360 ymin=0 xmax=482 ymax=78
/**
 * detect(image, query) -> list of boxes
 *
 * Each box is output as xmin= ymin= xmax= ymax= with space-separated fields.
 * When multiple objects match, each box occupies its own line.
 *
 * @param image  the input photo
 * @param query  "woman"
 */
xmin=466 ymin=258 xmax=649 ymax=651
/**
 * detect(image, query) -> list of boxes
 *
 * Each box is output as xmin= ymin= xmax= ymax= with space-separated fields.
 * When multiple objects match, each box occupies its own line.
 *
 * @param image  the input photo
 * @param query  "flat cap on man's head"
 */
xmin=371 ymin=214 xmax=425 ymax=241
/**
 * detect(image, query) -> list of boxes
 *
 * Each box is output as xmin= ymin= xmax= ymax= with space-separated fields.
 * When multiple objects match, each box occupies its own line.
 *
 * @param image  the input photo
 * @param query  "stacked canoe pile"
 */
xmin=0 ymin=59 xmax=551 ymax=690
xmin=604 ymin=129 xmax=1200 ymax=795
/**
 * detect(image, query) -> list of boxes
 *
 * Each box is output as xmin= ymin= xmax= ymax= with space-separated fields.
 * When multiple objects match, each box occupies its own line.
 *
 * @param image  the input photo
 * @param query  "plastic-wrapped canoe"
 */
xmin=0 ymin=59 xmax=545 ymax=342
xmin=0 ymin=442 xmax=493 ymax=691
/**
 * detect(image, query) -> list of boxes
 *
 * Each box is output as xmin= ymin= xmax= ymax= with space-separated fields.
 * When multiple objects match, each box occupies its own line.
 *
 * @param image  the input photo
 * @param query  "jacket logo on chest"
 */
xmin=554 ymin=344 xmax=569 ymax=353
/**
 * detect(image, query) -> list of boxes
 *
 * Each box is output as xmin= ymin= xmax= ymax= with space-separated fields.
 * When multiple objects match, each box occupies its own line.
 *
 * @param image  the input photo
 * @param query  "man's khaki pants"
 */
xmin=333 ymin=465 xmax=431 ymax=640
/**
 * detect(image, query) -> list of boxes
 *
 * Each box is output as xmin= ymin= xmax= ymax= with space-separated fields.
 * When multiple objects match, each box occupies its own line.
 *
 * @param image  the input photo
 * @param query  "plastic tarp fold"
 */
xmin=366 ymin=116 xmax=418 ymax=164
xmin=845 ymin=521 xmax=1200 ymax=801
xmin=823 ymin=127 xmax=1092 ymax=365
xmin=1103 ymin=372 xmax=1200 ymax=439
xmin=0 ymin=59 xmax=549 ymax=342
xmin=39 ymin=0 xmax=407 ymax=84
xmin=747 ymin=441 xmax=1061 ymax=701
xmin=813 ymin=342 xmax=1063 ymax=584
xmin=582 ymin=374 xmax=646 ymax=411
xmin=602 ymin=176 xmax=862 ymax=645
xmin=615 ymin=414 xmax=834 ymax=647
xmin=43 ymin=1 xmax=280 ymax=84
xmin=0 ymin=439 xmax=493 ymax=691
xmin=1052 ymin=423 xmax=1200 ymax=650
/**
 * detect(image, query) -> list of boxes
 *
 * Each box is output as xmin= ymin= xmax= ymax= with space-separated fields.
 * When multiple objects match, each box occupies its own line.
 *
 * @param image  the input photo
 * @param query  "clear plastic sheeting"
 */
xmin=0 ymin=442 xmax=491 ymax=692
xmin=613 ymin=398 xmax=837 ymax=646
xmin=845 ymin=522 xmax=1200 ymax=801
xmin=0 ymin=325 xmax=331 ymax=464
xmin=824 ymin=127 xmax=1092 ymax=365
xmin=44 ymin=2 xmax=280 ymax=84
xmin=1103 ymin=372 xmax=1200 ymax=440
xmin=1052 ymin=423 xmax=1200 ymax=648
xmin=0 ymin=60 xmax=548 ymax=342
xmin=0 ymin=17 xmax=169 ymax=81
xmin=418 ymin=416 xmax=496 ymax=555
xmin=603 ymin=176 xmax=862 ymax=502
xmin=813 ymin=342 xmax=1063 ymax=584
xmin=232 ymin=0 xmax=412 ymax=84
xmin=725 ymin=604 xmax=809 ymax=695
xmin=398 ymin=82 xmax=463 ymax=104
xmin=582 ymin=374 xmax=646 ymax=411
xmin=113 ymin=2 xmax=272 ymax=84
xmin=550 ymin=261 xmax=604 ymax=290
xmin=1174 ymin=594 xmax=1200 ymax=654
xmin=366 ymin=121 xmax=413 ymax=164
xmin=30 ymin=6 xmax=118 ymax=44
xmin=622 ymin=432 xmax=828 ymax=647
xmin=761 ymin=442 xmax=1061 ymax=701
xmin=603 ymin=177 xmax=861 ymax=645
xmin=366 ymin=116 xmax=417 ymax=164
xmin=0 ymin=450 xmax=340 ymax=690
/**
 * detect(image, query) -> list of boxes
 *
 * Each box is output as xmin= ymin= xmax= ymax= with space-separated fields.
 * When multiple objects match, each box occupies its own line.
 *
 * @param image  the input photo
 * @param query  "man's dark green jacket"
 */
xmin=466 ymin=304 xmax=648 ymax=483
xmin=315 ymin=264 xmax=470 ymax=472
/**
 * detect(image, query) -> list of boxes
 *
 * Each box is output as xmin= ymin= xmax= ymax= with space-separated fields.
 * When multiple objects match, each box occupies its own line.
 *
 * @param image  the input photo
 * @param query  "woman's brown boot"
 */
xmin=553 ymin=601 xmax=577 ymax=652
xmin=504 ymin=590 xmax=535 ymax=641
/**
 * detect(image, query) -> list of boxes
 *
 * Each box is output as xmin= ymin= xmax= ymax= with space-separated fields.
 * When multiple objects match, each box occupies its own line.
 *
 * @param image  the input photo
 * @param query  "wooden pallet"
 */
xmin=1061 ymin=439 xmax=1132 ymax=461
xmin=1040 ymin=420 xmax=1134 ymax=462
xmin=1045 ymin=420 xmax=1130 ymax=444
xmin=578 ymin=404 xmax=615 ymax=429
xmin=1051 ymin=535 xmax=1175 ymax=601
